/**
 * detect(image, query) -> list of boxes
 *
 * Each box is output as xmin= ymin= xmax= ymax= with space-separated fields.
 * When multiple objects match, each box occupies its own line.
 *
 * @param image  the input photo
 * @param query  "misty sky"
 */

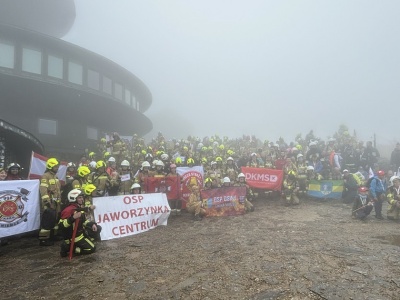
xmin=64 ymin=0 xmax=400 ymax=145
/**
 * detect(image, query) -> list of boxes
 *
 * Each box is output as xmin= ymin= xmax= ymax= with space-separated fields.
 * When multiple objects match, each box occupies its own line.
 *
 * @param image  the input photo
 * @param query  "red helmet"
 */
xmin=377 ymin=170 xmax=385 ymax=177
xmin=358 ymin=186 xmax=368 ymax=193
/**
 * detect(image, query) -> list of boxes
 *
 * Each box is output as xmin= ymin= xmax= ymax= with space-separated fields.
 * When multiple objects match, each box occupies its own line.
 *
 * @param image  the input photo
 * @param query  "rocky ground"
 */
xmin=1 ymin=195 xmax=400 ymax=300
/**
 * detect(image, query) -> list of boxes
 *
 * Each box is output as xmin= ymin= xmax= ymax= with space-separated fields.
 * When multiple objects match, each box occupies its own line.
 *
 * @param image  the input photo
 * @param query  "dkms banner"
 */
xmin=307 ymin=180 xmax=344 ymax=199
xmin=177 ymin=166 xmax=204 ymax=208
xmin=143 ymin=176 xmax=180 ymax=200
xmin=241 ymin=167 xmax=284 ymax=191
xmin=201 ymin=186 xmax=246 ymax=217
xmin=0 ymin=180 xmax=40 ymax=238
xmin=93 ymin=193 xmax=170 ymax=241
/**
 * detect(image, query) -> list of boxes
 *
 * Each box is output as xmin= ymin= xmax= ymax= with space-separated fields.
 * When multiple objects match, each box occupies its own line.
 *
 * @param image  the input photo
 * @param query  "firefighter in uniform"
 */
xmin=88 ymin=161 xmax=111 ymax=197
xmin=39 ymin=158 xmax=62 ymax=246
xmin=119 ymin=160 xmax=133 ymax=195
xmin=283 ymin=170 xmax=300 ymax=206
xmin=234 ymin=173 xmax=254 ymax=212
xmin=386 ymin=176 xmax=400 ymax=221
xmin=59 ymin=189 xmax=100 ymax=257
xmin=187 ymin=185 xmax=206 ymax=221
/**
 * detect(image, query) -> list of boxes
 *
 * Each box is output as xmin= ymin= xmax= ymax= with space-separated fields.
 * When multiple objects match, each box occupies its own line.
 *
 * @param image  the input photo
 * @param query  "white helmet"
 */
xmin=210 ymin=161 xmax=217 ymax=166
xmin=108 ymin=157 xmax=116 ymax=162
xmin=145 ymin=153 xmax=153 ymax=159
xmin=306 ymin=166 xmax=314 ymax=171
xmin=68 ymin=189 xmax=83 ymax=202
xmin=121 ymin=160 xmax=130 ymax=167
xmin=223 ymin=177 xmax=231 ymax=183
xmin=390 ymin=176 xmax=400 ymax=185
xmin=251 ymin=153 xmax=257 ymax=157
xmin=227 ymin=157 xmax=234 ymax=161
xmin=142 ymin=161 xmax=151 ymax=168
xmin=67 ymin=162 xmax=76 ymax=168
xmin=160 ymin=153 xmax=169 ymax=161
xmin=238 ymin=173 xmax=245 ymax=179
xmin=131 ymin=183 xmax=141 ymax=190
xmin=156 ymin=160 xmax=165 ymax=167
xmin=89 ymin=161 xmax=97 ymax=168
xmin=297 ymin=153 xmax=303 ymax=159
xmin=309 ymin=141 xmax=317 ymax=147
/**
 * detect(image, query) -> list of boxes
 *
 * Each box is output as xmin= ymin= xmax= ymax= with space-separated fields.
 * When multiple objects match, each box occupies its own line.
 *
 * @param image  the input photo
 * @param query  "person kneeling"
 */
xmin=187 ymin=185 xmax=206 ymax=221
xmin=352 ymin=186 xmax=373 ymax=221
xmin=59 ymin=189 xmax=102 ymax=257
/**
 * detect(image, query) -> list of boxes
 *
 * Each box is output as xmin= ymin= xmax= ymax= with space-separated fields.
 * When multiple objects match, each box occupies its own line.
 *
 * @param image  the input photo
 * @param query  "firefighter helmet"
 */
xmin=68 ymin=189 xmax=84 ymax=202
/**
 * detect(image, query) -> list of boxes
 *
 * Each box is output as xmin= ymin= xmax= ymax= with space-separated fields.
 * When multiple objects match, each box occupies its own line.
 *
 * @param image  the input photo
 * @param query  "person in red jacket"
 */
xmin=58 ymin=189 xmax=101 ymax=257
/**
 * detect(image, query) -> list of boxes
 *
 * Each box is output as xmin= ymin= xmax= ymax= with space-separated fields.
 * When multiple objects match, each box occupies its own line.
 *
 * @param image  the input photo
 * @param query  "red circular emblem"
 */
xmin=0 ymin=200 xmax=18 ymax=217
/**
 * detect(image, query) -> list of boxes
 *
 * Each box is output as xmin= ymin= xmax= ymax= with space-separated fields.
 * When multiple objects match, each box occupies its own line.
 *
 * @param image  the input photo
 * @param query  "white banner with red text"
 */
xmin=93 ymin=193 xmax=171 ymax=241
xmin=241 ymin=167 xmax=284 ymax=191
xmin=0 ymin=180 xmax=40 ymax=238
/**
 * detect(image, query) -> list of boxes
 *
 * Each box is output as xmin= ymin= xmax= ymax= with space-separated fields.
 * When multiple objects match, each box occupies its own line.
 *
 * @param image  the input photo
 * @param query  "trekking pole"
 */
xmin=352 ymin=203 xmax=373 ymax=214
xmin=69 ymin=218 xmax=80 ymax=260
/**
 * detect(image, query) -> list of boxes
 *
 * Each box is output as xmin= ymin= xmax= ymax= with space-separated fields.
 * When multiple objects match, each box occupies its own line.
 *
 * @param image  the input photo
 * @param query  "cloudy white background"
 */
xmin=64 ymin=0 xmax=400 ymax=150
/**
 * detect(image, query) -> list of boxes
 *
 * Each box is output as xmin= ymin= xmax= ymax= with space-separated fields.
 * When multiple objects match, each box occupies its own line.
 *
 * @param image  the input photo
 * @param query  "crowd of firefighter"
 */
xmin=2 ymin=127 xmax=400 ymax=257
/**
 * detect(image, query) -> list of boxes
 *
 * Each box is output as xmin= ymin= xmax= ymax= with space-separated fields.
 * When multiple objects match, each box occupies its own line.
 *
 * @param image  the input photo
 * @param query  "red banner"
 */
xmin=143 ymin=176 xmax=180 ymax=200
xmin=241 ymin=167 xmax=283 ymax=191
xmin=201 ymin=187 xmax=246 ymax=217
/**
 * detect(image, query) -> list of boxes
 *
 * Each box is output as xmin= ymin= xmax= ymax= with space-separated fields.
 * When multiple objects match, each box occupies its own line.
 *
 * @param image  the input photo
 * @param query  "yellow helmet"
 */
xmin=205 ymin=177 xmax=212 ymax=184
xmin=175 ymin=157 xmax=182 ymax=164
xmin=215 ymin=157 xmax=222 ymax=162
xmin=84 ymin=184 xmax=97 ymax=196
xmin=141 ymin=149 xmax=147 ymax=155
xmin=89 ymin=152 xmax=96 ymax=159
xmin=219 ymin=144 xmax=225 ymax=150
xmin=201 ymin=157 xmax=208 ymax=164
xmin=183 ymin=146 xmax=188 ymax=151
xmin=77 ymin=166 xmax=91 ymax=177
xmin=103 ymin=151 xmax=111 ymax=159
xmin=187 ymin=158 xmax=194 ymax=165
xmin=288 ymin=170 xmax=297 ymax=177
xmin=96 ymin=160 xmax=106 ymax=169
xmin=46 ymin=158 xmax=59 ymax=169
xmin=100 ymin=138 xmax=106 ymax=143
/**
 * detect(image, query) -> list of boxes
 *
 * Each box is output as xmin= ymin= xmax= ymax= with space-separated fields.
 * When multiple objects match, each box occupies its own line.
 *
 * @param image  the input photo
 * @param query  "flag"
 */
xmin=307 ymin=180 xmax=344 ymax=199
xmin=177 ymin=166 xmax=204 ymax=208
xmin=201 ymin=186 xmax=246 ymax=217
xmin=28 ymin=152 xmax=67 ymax=184
xmin=368 ymin=167 xmax=374 ymax=179
xmin=241 ymin=167 xmax=284 ymax=191
xmin=143 ymin=176 xmax=180 ymax=199
xmin=0 ymin=180 xmax=41 ymax=238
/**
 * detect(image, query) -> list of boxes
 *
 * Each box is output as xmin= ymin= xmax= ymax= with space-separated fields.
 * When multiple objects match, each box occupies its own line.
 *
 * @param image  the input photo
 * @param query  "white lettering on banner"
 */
xmin=93 ymin=193 xmax=170 ymax=241
xmin=246 ymin=173 xmax=278 ymax=182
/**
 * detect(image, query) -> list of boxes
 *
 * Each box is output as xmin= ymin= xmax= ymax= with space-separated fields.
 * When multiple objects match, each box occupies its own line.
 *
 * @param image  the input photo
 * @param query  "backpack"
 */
xmin=366 ymin=177 xmax=375 ymax=189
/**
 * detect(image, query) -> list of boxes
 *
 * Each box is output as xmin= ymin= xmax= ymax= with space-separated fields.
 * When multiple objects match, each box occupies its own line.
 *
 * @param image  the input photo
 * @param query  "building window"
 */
xmin=0 ymin=41 xmax=14 ymax=69
xmin=87 ymin=127 xmax=98 ymax=140
xmin=22 ymin=48 xmax=42 ymax=74
xmin=103 ymin=76 xmax=112 ymax=94
xmin=38 ymin=118 xmax=57 ymax=135
xmin=87 ymin=69 xmax=100 ymax=90
xmin=68 ymin=61 xmax=83 ymax=85
xmin=125 ymin=89 xmax=131 ymax=105
xmin=48 ymin=55 xmax=63 ymax=79
xmin=131 ymin=95 xmax=136 ymax=109
xmin=114 ymin=83 xmax=123 ymax=101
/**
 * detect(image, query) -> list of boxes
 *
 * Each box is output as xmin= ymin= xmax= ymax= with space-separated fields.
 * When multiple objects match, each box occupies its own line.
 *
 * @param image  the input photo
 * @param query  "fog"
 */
xmin=64 ymin=0 xmax=400 ymax=146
